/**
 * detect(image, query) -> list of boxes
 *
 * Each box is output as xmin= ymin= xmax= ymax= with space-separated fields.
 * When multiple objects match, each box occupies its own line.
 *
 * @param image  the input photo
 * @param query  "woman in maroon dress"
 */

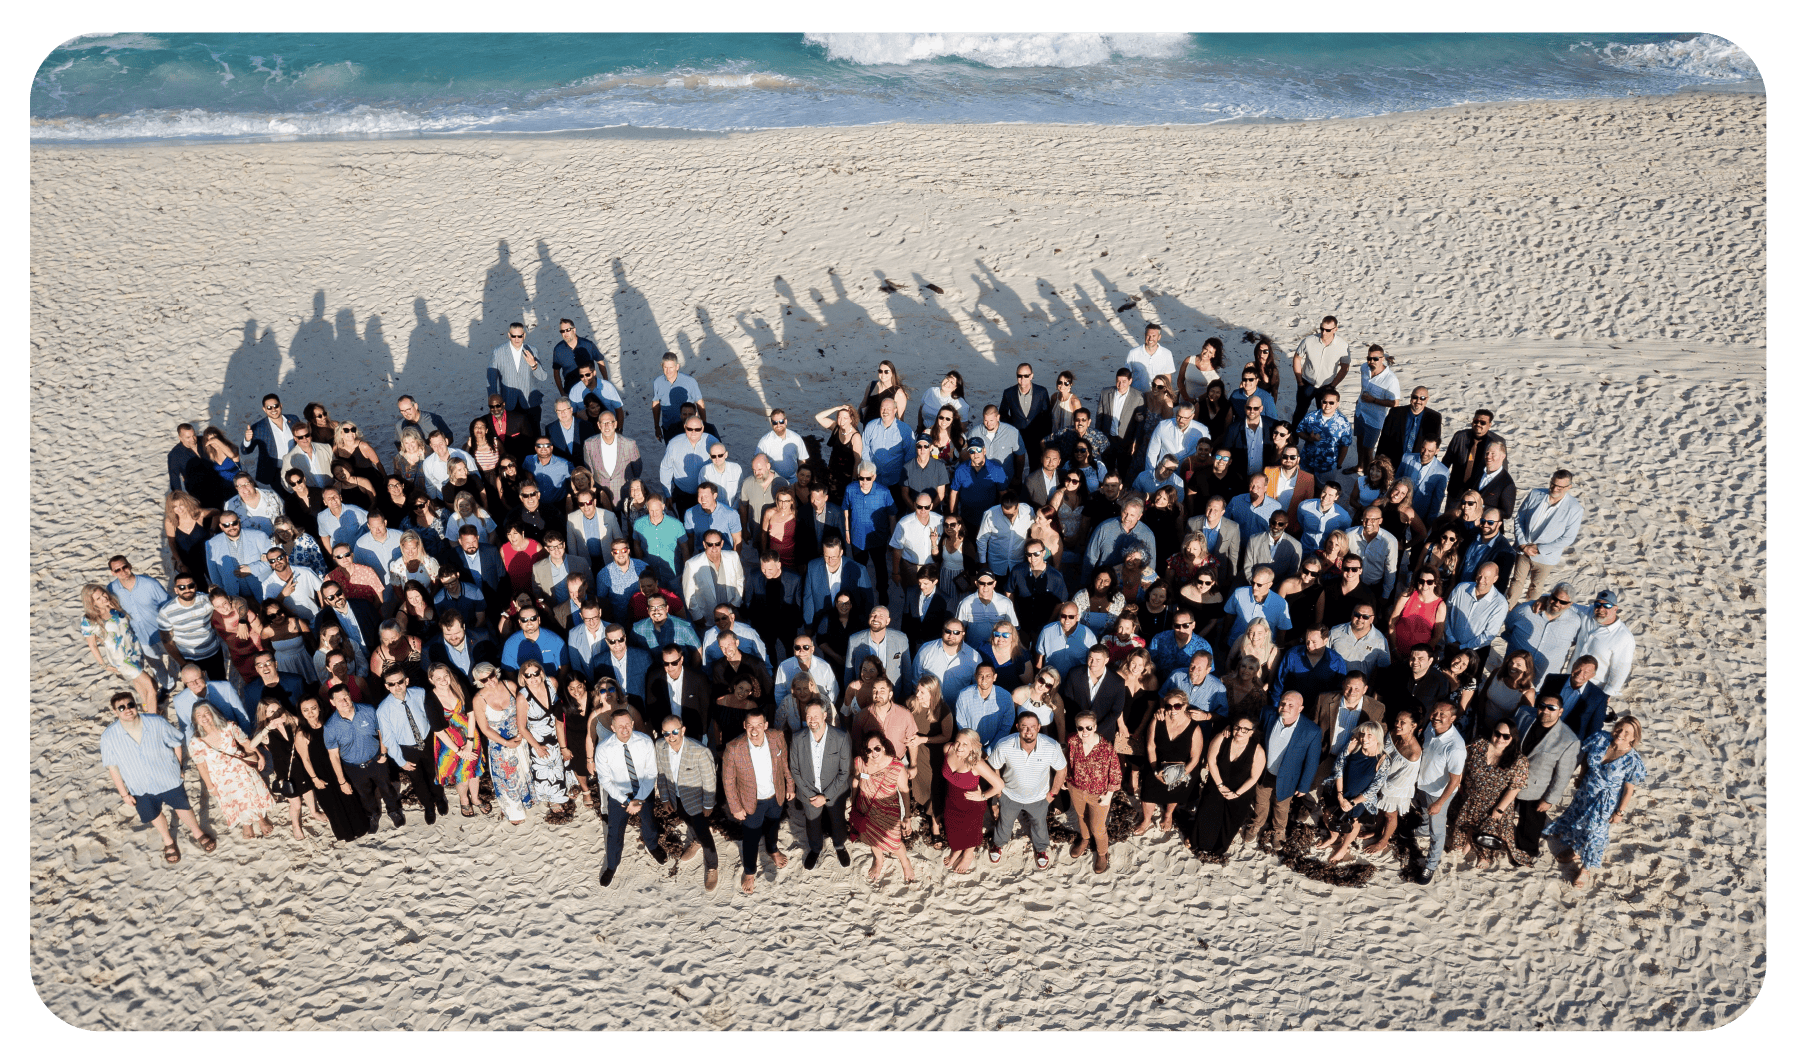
xmin=941 ymin=727 xmax=1006 ymax=875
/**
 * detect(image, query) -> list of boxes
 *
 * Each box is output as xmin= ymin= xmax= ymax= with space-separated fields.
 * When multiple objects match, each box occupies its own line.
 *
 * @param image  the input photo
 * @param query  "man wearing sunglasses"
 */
xmin=1460 ymin=507 xmax=1516 ymax=594
xmin=487 ymin=320 xmax=549 ymax=424
xmin=754 ymin=408 xmax=811 ymax=481
xmin=650 ymin=353 xmax=704 ymax=443
xmin=999 ymin=362 xmax=1054 ymax=466
xmin=204 ymin=513 xmax=274 ymax=603
xmin=1569 ymin=589 xmax=1635 ymax=697
xmin=654 ymin=715 xmax=720 ymax=892
xmin=239 ymin=392 xmax=306 ymax=487
xmin=550 ymin=317 xmax=603 ymax=397
xmin=1502 ymin=583 xmax=1583 ymax=685
xmin=101 ymin=691 xmax=215 ymax=864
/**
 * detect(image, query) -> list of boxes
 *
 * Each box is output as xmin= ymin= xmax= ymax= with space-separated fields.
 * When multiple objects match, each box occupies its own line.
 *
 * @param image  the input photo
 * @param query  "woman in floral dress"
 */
xmin=79 ymin=584 xmax=159 ymax=713
xmin=471 ymin=663 xmax=532 ymax=824
xmin=850 ymin=732 xmax=916 ymax=885
xmin=1448 ymin=725 xmax=1533 ymax=868
xmin=190 ymin=703 xmax=275 ymax=840
xmin=1545 ymin=716 xmax=1648 ymax=889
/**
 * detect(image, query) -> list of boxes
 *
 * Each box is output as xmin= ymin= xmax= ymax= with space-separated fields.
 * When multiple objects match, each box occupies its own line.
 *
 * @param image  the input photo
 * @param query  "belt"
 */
xmin=344 ymin=757 xmax=378 ymax=768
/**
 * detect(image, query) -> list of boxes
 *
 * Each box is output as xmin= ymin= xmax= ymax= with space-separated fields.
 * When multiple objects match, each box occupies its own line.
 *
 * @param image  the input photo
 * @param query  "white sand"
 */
xmin=30 ymin=91 xmax=1764 ymax=1029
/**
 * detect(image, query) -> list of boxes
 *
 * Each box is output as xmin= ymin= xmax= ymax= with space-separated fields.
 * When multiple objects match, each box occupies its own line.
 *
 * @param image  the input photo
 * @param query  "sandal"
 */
xmin=479 ymin=799 xmax=493 ymax=816
xmin=194 ymin=833 xmax=217 ymax=853
xmin=162 ymin=844 xmax=181 ymax=865
xmin=461 ymin=805 xmax=476 ymax=818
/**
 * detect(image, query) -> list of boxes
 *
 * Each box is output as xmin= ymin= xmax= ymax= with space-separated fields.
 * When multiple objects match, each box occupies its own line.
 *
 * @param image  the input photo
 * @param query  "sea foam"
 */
xmin=802 ymin=32 xmax=1190 ymax=68
xmin=1597 ymin=33 xmax=1758 ymax=80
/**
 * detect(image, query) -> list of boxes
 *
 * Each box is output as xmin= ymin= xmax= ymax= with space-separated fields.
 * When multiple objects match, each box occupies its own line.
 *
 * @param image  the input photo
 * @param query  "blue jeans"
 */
xmin=739 ymin=796 xmax=783 ymax=874
xmin=1416 ymin=789 xmax=1452 ymax=872
xmin=604 ymin=793 xmax=659 ymax=871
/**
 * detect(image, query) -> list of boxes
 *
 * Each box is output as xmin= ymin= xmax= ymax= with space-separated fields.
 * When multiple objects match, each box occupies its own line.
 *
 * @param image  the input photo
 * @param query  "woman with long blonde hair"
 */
xmin=80 ymin=583 xmax=160 ymax=711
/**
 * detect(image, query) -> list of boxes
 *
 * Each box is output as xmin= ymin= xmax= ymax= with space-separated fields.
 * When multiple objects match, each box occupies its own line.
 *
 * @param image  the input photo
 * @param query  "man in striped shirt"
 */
xmin=100 ymin=691 xmax=214 ymax=863
xmin=985 ymin=711 xmax=1068 ymax=870
xmin=157 ymin=574 xmax=228 ymax=681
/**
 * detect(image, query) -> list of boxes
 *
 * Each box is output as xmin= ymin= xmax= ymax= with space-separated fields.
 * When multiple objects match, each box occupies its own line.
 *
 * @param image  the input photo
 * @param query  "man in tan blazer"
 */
xmin=1310 ymin=672 xmax=1386 ymax=791
xmin=721 ymin=707 xmax=794 ymax=894
xmin=655 ymin=714 xmax=721 ymax=892
xmin=1265 ymin=444 xmax=1317 ymax=525
xmin=530 ymin=532 xmax=593 ymax=629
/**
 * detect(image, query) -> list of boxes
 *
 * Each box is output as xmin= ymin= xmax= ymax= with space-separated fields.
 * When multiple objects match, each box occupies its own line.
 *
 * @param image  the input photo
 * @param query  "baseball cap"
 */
xmin=1593 ymin=590 xmax=1619 ymax=608
xmin=966 ymin=439 xmax=986 ymax=452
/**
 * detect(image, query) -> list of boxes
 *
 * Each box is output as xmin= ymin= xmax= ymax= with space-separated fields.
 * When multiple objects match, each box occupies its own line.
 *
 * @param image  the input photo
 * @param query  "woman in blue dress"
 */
xmin=1544 ymin=715 xmax=1646 ymax=889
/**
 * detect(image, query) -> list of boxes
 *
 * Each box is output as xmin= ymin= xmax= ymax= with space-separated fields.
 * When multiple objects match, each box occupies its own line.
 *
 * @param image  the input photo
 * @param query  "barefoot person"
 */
xmin=1543 ymin=715 xmax=1646 ymax=889
xmin=850 ymin=732 xmax=917 ymax=885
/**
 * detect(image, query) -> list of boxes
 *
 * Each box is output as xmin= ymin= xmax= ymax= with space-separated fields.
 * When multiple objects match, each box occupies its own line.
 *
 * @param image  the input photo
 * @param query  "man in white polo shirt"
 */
xmin=985 ymin=710 xmax=1068 ymax=871
xmin=1413 ymin=700 xmax=1467 ymax=884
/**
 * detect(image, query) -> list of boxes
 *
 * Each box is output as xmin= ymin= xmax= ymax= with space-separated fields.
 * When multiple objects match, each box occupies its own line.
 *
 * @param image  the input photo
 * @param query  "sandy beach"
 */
xmin=29 ymin=90 xmax=1764 ymax=1030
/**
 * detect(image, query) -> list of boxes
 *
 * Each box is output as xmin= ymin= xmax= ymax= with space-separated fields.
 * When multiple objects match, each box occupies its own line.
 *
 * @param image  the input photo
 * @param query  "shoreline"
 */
xmin=28 ymin=83 xmax=1766 ymax=150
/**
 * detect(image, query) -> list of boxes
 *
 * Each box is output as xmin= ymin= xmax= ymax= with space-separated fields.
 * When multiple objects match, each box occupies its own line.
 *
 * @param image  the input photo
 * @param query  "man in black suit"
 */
xmin=453 ymin=527 xmax=506 ymax=608
xmin=319 ymin=579 xmax=383 ymax=667
xmin=1059 ymin=644 xmax=1128 ymax=742
xmin=646 ymin=643 xmax=715 ymax=747
xmin=1539 ymin=656 xmax=1609 ymax=742
xmin=999 ymin=362 xmax=1055 ymax=465
xmin=900 ymin=563 xmax=952 ymax=648
xmin=744 ymin=553 xmax=805 ymax=660
xmin=240 ymin=394 xmax=307 ymax=488
xmin=168 ymin=422 xmax=229 ymax=507
xmin=1472 ymin=441 xmax=1518 ymax=522
xmin=481 ymin=394 xmax=538 ymax=462
xmin=424 ymin=608 xmax=500 ymax=686
xmin=1376 ymin=386 xmax=1442 ymax=466
xmin=1186 ymin=445 xmax=1244 ymax=511
xmin=1444 ymin=409 xmax=1506 ymax=502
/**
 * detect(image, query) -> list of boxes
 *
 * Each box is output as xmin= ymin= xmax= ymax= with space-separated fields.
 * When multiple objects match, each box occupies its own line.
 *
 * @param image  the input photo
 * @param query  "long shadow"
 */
xmin=404 ymin=296 xmax=472 ymax=419
xmin=210 ymin=318 xmax=282 ymax=432
xmin=611 ymin=257 xmax=667 ymax=406
xmin=1095 ymin=268 xmax=1279 ymax=415
xmin=282 ymin=290 xmax=339 ymax=418
xmin=472 ymin=239 xmax=531 ymax=372
xmin=530 ymin=239 xmax=595 ymax=372
xmin=688 ymin=305 xmax=765 ymax=416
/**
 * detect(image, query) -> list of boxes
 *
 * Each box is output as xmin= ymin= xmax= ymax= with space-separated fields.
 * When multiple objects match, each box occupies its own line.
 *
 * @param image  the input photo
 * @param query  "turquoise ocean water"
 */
xmin=31 ymin=32 xmax=1761 ymax=142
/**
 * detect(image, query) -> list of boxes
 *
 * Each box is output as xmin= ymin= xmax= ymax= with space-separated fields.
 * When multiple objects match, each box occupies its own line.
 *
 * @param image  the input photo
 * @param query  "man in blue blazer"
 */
xmin=239 ymin=393 xmax=306 ymax=487
xmin=801 ymin=536 xmax=874 ymax=628
xmin=1539 ymin=657 xmax=1609 ymax=741
xmin=1243 ymin=691 xmax=1322 ymax=851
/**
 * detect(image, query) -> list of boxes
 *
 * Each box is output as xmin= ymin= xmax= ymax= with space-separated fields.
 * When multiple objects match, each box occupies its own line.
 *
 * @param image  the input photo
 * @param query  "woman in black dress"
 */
xmin=294 ymin=694 xmax=369 ymax=842
xmin=247 ymin=696 xmax=314 ymax=840
xmin=554 ymin=673 xmax=597 ymax=808
xmin=1196 ymin=379 xmax=1233 ymax=443
xmin=1185 ymin=712 xmax=1266 ymax=855
xmin=1112 ymin=648 xmax=1157 ymax=800
xmin=814 ymin=405 xmax=864 ymax=498
xmin=1139 ymin=693 xmax=1204 ymax=835
xmin=859 ymin=360 xmax=909 ymax=424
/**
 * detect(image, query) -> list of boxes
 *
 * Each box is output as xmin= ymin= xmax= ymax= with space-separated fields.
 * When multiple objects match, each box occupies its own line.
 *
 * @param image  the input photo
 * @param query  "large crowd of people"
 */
xmin=90 ymin=314 xmax=1644 ymax=894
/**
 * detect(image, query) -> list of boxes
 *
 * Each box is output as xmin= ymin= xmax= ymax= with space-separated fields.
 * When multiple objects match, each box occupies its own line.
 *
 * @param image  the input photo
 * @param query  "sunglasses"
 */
xmin=1075 ymin=725 xmax=1096 ymax=733
xmin=661 ymin=729 xmax=681 ymax=738
xmin=1550 ymin=597 xmax=1572 ymax=606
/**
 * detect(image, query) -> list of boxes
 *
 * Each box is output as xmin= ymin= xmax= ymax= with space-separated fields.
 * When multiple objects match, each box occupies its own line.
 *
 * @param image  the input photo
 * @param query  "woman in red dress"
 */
xmin=940 ymin=727 xmax=1006 ymax=875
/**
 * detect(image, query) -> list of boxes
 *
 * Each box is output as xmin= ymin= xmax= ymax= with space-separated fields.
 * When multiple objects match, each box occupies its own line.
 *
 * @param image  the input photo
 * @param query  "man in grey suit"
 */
xmin=1184 ymin=496 xmax=1242 ymax=588
xmin=787 ymin=701 xmax=853 ymax=870
xmin=1509 ymin=695 xmax=1581 ymax=861
xmin=488 ymin=321 xmax=550 ymax=416
xmin=654 ymin=714 xmax=720 ymax=892
xmin=1093 ymin=367 xmax=1145 ymax=470
xmin=843 ymin=606 xmax=911 ymax=696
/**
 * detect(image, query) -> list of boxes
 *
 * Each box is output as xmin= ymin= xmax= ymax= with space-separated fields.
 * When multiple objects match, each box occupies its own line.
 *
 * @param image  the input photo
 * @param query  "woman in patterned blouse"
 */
xmin=1066 ymin=709 xmax=1123 ymax=873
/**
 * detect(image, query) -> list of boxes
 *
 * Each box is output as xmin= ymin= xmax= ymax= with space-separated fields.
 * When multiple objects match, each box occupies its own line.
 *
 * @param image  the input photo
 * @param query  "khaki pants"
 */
xmin=1069 ymin=786 xmax=1110 ymax=856
xmin=1507 ymin=555 xmax=1557 ymax=606
xmin=1243 ymin=771 xmax=1294 ymax=845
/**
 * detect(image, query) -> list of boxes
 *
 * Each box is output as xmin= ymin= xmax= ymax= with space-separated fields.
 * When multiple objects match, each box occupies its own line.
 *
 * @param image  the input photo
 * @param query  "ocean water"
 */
xmin=30 ymin=32 xmax=1761 ymax=143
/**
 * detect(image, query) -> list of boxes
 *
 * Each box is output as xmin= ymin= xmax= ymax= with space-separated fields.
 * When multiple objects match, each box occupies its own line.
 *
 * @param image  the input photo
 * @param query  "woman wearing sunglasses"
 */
xmin=1065 ymin=710 xmax=1121 ymax=872
xmin=1448 ymin=720 xmax=1533 ymax=869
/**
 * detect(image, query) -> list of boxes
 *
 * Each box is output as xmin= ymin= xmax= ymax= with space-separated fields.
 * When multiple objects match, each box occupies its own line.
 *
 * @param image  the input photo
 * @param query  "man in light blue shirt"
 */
xmin=1035 ymin=606 xmax=1097 ymax=678
xmin=916 ymin=622 xmax=982 ymax=704
xmin=204 ymin=517 xmax=274 ymax=602
xmin=1145 ymin=404 xmax=1208 ymax=471
xmin=1148 ymin=609 xmax=1214 ymax=678
xmin=1400 ymin=437 xmax=1450 ymax=523
xmin=954 ymin=663 xmax=1015 ymax=750
xmin=107 ymin=555 xmax=170 ymax=661
xmin=375 ymin=668 xmax=448 ymax=824
xmin=1443 ymin=562 xmax=1508 ymax=671
xmin=354 ymin=511 xmax=403 ymax=576
xmin=684 ymin=484 xmax=745 ymax=550
xmin=1224 ymin=566 xmax=1292 ymax=647
xmin=1226 ymin=475 xmax=1284 ymax=541
xmin=100 ymin=693 xmax=209 ymax=857
xmin=658 ymin=417 xmax=720 ymax=513
xmin=650 ymin=354 xmax=704 ymax=441
xmin=1503 ymin=583 xmax=1583 ymax=685
xmin=1295 ymin=481 xmax=1352 ymax=552
xmin=170 ymin=663 xmax=253 ymax=743
xmin=1133 ymin=456 xmax=1184 ymax=497
xmin=315 ymin=487 xmax=367 ymax=553
xmin=1509 ymin=470 xmax=1584 ymax=605
xmin=524 ymin=438 xmax=574 ymax=507
xmin=861 ymin=397 xmax=915 ymax=488
xmin=1162 ymin=651 xmax=1228 ymax=728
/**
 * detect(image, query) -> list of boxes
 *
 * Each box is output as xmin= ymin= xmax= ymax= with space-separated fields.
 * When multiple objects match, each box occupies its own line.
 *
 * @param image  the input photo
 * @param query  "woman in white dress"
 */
xmin=1177 ymin=336 xmax=1225 ymax=404
xmin=917 ymin=370 xmax=966 ymax=431
xmin=1364 ymin=707 xmax=1424 ymax=858
xmin=516 ymin=662 xmax=576 ymax=822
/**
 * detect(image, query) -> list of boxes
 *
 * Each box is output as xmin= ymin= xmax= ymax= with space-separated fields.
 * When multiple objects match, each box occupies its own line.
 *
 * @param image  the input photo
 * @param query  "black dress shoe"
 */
xmin=1417 ymin=867 xmax=1436 ymax=885
xmin=803 ymin=850 xmax=819 ymax=870
xmin=391 ymin=812 xmax=406 ymax=828
xmin=367 ymin=814 xmax=381 ymax=834
xmin=649 ymin=846 xmax=670 ymax=865
xmin=835 ymin=847 xmax=851 ymax=868
xmin=600 ymin=867 xmax=616 ymax=887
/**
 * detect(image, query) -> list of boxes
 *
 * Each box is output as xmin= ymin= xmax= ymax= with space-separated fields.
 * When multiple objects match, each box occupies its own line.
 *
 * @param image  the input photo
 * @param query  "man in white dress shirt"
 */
xmin=681 ymin=531 xmax=745 ymax=624
xmin=1353 ymin=344 xmax=1401 ymax=472
xmin=1571 ymin=589 xmax=1635 ymax=696
xmin=1345 ymin=506 xmax=1401 ymax=600
xmin=956 ymin=572 xmax=1020 ymax=647
xmin=755 ymin=408 xmax=812 ymax=480
xmin=420 ymin=429 xmax=477 ymax=501
xmin=1125 ymin=323 xmax=1175 ymax=394
xmin=594 ymin=711 xmax=668 ymax=886
xmin=1145 ymin=403 xmax=1209 ymax=471
xmin=775 ymin=637 xmax=840 ymax=708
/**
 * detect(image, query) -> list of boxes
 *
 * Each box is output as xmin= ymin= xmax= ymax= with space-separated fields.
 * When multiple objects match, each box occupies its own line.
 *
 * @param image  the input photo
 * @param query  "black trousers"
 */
xmin=397 ymin=743 xmax=447 ymax=819
xmin=341 ymin=759 xmax=403 ymax=826
xmin=790 ymin=793 xmax=850 ymax=854
xmin=851 ymin=535 xmax=891 ymax=605
xmin=187 ymin=647 xmax=230 ymax=682
xmin=1515 ymin=797 xmax=1549 ymax=857
xmin=676 ymin=806 xmax=720 ymax=869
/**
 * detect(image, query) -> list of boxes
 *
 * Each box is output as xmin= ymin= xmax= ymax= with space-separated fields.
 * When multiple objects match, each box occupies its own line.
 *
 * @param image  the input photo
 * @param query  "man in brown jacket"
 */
xmin=722 ymin=707 xmax=794 ymax=895
xmin=1310 ymin=671 xmax=1386 ymax=791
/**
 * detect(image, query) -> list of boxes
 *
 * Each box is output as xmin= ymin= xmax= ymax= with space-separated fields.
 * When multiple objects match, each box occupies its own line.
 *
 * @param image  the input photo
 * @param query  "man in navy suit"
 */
xmin=999 ymin=362 xmax=1055 ymax=465
xmin=240 ymin=393 xmax=306 ymax=487
xmin=900 ymin=563 xmax=953 ymax=648
xmin=1242 ymin=692 xmax=1322 ymax=852
xmin=1375 ymin=386 xmax=1442 ymax=466
xmin=452 ymin=527 xmax=506 ymax=606
xmin=802 ymin=536 xmax=873 ymax=629
xmin=423 ymin=609 xmax=499 ymax=687
xmin=1539 ymin=656 xmax=1609 ymax=741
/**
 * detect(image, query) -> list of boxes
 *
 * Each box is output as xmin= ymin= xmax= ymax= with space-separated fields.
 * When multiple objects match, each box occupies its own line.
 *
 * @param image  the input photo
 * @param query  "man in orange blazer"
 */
xmin=1264 ymin=442 xmax=1316 ymax=525
xmin=722 ymin=707 xmax=794 ymax=895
